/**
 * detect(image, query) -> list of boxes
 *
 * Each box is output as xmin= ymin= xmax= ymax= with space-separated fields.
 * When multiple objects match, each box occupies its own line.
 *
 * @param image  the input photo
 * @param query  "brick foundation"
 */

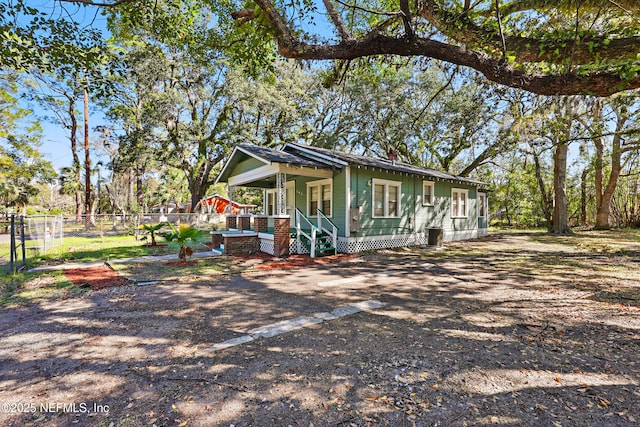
xmin=253 ymin=216 xmax=268 ymax=233
xmin=273 ymin=216 xmax=290 ymax=257
xmin=226 ymin=216 xmax=237 ymax=229
xmin=211 ymin=232 xmax=224 ymax=248
xmin=223 ymin=233 xmax=258 ymax=255
xmin=238 ymin=215 xmax=251 ymax=231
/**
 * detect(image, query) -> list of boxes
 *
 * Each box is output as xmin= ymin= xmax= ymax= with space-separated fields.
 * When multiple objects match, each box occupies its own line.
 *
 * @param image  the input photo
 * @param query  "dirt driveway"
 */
xmin=0 ymin=232 xmax=639 ymax=426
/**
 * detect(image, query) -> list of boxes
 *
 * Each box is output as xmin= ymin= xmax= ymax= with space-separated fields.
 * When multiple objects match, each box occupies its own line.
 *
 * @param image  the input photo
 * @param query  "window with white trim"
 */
xmin=266 ymin=182 xmax=295 ymax=216
xmin=372 ymin=178 xmax=401 ymax=218
xmin=451 ymin=188 xmax=468 ymax=218
xmin=422 ymin=181 xmax=434 ymax=206
xmin=478 ymin=193 xmax=486 ymax=218
xmin=307 ymin=178 xmax=332 ymax=216
xmin=266 ymin=191 xmax=275 ymax=216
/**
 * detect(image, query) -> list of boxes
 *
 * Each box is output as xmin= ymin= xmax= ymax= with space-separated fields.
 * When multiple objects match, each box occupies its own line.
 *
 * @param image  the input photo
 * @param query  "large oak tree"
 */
xmin=231 ymin=0 xmax=640 ymax=96
xmin=5 ymin=1 xmax=640 ymax=96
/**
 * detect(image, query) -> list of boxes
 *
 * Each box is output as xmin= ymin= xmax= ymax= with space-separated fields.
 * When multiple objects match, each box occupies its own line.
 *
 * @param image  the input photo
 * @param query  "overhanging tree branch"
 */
xmin=59 ymin=0 xmax=135 ymax=6
xmin=247 ymin=0 xmax=640 ymax=96
xmin=333 ymin=0 xmax=403 ymax=17
xmin=323 ymin=0 xmax=353 ymax=41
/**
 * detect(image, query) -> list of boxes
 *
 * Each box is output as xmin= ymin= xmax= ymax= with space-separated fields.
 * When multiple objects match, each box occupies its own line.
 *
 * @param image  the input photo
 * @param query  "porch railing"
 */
xmin=317 ymin=209 xmax=337 ymax=255
xmin=295 ymin=208 xmax=319 ymax=258
xmin=294 ymin=208 xmax=338 ymax=257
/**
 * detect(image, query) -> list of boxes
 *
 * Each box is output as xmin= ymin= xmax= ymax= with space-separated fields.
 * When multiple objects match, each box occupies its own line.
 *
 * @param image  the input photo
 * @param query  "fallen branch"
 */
xmin=128 ymin=367 xmax=249 ymax=392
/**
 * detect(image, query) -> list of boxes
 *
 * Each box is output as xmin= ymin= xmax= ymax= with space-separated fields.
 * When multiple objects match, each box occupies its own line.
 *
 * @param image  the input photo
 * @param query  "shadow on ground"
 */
xmin=0 ymin=231 xmax=639 ymax=426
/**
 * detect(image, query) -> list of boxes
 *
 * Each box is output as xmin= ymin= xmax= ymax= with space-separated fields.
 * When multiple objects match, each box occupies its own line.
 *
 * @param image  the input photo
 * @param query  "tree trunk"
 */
xmin=594 ymin=111 xmax=626 ymax=230
xmin=593 ymin=133 xmax=608 ymax=229
xmin=532 ymin=150 xmax=552 ymax=230
xmin=75 ymin=188 xmax=82 ymax=224
xmin=580 ymin=167 xmax=588 ymax=226
xmin=136 ymin=165 xmax=144 ymax=213
xmin=551 ymin=99 xmax=574 ymax=235
xmin=67 ymin=95 xmax=82 ymax=224
xmin=83 ymin=81 xmax=91 ymax=229
xmin=552 ymin=141 xmax=572 ymax=234
xmin=127 ymin=170 xmax=135 ymax=212
xmin=90 ymin=195 xmax=98 ymax=227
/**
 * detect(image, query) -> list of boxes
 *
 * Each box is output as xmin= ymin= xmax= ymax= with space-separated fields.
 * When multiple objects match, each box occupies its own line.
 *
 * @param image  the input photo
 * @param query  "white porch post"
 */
xmin=275 ymin=173 xmax=287 ymax=216
xmin=227 ymin=185 xmax=233 ymax=212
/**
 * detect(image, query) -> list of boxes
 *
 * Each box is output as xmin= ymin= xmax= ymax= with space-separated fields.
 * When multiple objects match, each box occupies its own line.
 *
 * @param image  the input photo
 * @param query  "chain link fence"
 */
xmin=1 ymin=213 xmax=225 ymax=270
xmin=60 ymin=213 xmax=225 ymax=239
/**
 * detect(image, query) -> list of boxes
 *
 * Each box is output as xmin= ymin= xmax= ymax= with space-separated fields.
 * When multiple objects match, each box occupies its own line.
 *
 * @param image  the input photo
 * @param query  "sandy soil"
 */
xmin=0 ymin=232 xmax=639 ymax=426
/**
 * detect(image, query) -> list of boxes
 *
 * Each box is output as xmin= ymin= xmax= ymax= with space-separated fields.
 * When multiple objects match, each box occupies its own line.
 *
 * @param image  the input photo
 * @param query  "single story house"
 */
xmin=215 ymin=142 xmax=488 ymax=257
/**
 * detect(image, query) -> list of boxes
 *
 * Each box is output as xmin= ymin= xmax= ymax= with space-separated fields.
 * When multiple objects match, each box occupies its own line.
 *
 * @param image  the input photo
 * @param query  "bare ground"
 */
xmin=0 ymin=231 xmax=639 ymax=426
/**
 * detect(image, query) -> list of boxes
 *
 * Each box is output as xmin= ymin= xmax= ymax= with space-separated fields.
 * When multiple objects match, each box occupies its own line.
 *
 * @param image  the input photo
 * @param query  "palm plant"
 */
xmin=161 ymin=223 xmax=204 ymax=262
xmin=139 ymin=222 xmax=165 ymax=246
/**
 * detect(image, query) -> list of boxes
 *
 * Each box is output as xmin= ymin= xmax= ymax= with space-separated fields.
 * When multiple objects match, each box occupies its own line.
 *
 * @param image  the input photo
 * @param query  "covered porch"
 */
xmin=215 ymin=144 xmax=340 ymax=258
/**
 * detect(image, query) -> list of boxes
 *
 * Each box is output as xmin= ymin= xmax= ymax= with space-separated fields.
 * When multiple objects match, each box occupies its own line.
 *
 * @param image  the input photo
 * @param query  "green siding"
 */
xmin=289 ymin=169 xmax=348 ymax=237
xmin=248 ymin=163 xmax=483 ymax=240
xmin=331 ymin=169 xmax=348 ymax=234
xmin=478 ymin=217 xmax=488 ymax=229
xmin=230 ymin=157 xmax=266 ymax=176
xmin=349 ymin=167 xmax=415 ymax=237
xmin=348 ymin=165 xmax=480 ymax=237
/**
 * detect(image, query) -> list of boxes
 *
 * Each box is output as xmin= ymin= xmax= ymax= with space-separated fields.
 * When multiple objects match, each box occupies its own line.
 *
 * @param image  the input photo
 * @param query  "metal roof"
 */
xmin=217 ymin=142 xmax=487 ymax=188
xmin=237 ymin=143 xmax=331 ymax=168
xmin=284 ymin=143 xmax=487 ymax=187
xmin=216 ymin=143 xmax=332 ymax=184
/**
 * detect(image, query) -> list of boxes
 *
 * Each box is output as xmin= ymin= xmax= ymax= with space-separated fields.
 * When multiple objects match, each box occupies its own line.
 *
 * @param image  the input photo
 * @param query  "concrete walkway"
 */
xmin=27 ymin=249 xmax=222 ymax=273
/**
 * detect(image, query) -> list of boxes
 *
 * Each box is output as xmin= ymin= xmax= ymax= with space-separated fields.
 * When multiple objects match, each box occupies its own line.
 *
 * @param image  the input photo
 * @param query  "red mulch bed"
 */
xmin=232 ymin=253 xmax=359 ymax=270
xmin=64 ymin=266 xmax=132 ymax=290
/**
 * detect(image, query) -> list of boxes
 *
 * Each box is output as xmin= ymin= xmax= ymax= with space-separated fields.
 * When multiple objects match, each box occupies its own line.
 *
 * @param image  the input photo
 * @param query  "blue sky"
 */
xmin=20 ymin=0 xmax=337 ymax=173
xmin=17 ymin=1 xmax=111 ymax=172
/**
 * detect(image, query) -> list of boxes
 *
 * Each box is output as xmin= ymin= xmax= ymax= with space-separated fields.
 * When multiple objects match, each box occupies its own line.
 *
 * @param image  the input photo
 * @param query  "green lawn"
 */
xmin=1 ymin=271 xmax=78 ymax=306
xmin=1 ymin=232 xmax=215 ymax=308
xmin=3 ymin=228 xmax=639 ymax=309
xmin=1 ymin=233 xmax=214 ymax=268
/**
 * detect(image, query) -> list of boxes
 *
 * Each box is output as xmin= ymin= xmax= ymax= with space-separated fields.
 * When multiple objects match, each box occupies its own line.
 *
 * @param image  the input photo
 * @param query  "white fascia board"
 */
xmin=215 ymin=145 xmax=271 ymax=184
xmin=228 ymin=163 xmax=333 ymax=187
xmin=228 ymin=164 xmax=280 ymax=186
xmin=280 ymin=164 xmax=333 ymax=179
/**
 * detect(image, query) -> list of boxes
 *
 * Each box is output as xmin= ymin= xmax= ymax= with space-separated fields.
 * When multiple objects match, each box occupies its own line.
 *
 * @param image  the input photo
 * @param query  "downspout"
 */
xmin=344 ymin=166 xmax=350 ymax=238
xmin=413 ymin=177 xmax=417 ymax=235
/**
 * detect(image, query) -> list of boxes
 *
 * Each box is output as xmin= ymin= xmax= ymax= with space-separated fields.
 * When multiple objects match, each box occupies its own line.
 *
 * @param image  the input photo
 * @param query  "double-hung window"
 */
xmin=451 ymin=188 xmax=468 ymax=218
xmin=423 ymin=181 xmax=434 ymax=206
xmin=372 ymin=178 xmax=401 ymax=218
xmin=307 ymin=179 xmax=332 ymax=216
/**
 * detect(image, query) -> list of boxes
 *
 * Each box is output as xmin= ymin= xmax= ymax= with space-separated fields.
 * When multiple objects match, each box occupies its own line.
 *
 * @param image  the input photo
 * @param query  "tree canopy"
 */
xmin=4 ymin=0 xmax=640 ymax=96
xmin=231 ymin=0 xmax=640 ymax=96
xmin=0 ymin=74 xmax=56 ymax=211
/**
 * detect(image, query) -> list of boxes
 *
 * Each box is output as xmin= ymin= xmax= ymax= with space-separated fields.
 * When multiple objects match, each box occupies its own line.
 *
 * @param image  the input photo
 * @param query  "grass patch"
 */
xmin=0 ymin=235 xmax=159 ymax=268
xmin=1 ymin=271 xmax=77 ymax=307
xmin=0 ymin=232 xmax=218 ymax=306
xmin=114 ymin=255 xmax=251 ymax=283
xmin=28 ymin=235 xmax=171 ymax=266
xmin=3 ymin=234 xmax=210 ymax=269
xmin=529 ymin=228 xmax=640 ymax=253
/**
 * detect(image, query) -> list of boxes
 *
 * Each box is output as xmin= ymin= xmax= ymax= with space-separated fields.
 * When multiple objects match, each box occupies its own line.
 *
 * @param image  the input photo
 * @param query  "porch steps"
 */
xmin=300 ymin=231 xmax=336 ymax=257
